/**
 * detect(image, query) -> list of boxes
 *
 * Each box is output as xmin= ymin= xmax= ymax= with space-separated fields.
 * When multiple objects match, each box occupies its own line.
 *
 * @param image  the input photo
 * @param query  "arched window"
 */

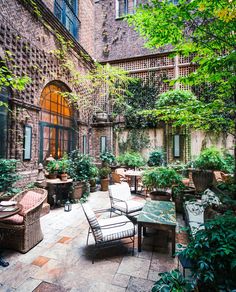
xmin=39 ymin=82 xmax=75 ymax=161
xmin=0 ymin=87 xmax=10 ymax=158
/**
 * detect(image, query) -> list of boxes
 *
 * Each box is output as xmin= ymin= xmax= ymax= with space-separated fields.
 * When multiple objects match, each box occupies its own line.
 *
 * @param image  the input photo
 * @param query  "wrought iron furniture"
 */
xmin=0 ymin=188 xmax=47 ymax=253
xmin=108 ymin=182 xmax=145 ymax=216
xmin=137 ymin=200 xmax=176 ymax=256
xmin=81 ymin=203 xmax=136 ymax=263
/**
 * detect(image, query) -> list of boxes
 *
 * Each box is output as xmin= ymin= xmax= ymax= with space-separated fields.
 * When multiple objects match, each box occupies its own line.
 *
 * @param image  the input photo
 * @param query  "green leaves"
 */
xmin=0 ymin=159 xmax=20 ymax=193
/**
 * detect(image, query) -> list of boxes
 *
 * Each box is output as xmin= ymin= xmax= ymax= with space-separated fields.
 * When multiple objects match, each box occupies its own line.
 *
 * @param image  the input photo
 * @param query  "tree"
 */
xmin=128 ymin=0 xmax=236 ymax=180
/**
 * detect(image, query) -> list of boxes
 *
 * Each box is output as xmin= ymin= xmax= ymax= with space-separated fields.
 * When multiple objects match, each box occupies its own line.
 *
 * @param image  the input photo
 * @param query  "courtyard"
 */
xmin=0 ymin=190 xmax=187 ymax=292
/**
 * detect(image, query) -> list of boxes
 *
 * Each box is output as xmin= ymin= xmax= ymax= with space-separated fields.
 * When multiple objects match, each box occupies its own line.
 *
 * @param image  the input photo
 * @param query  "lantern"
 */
xmin=64 ymin=199 xmax=72 ymax=212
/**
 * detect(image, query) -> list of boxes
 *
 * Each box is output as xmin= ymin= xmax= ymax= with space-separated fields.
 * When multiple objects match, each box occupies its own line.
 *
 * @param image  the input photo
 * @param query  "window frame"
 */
xmin=116 ymin=0 xmax=136 ymax=19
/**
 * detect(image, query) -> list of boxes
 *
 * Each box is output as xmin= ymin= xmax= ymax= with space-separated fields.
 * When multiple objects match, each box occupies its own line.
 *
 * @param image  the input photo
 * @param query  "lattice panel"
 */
xmin=179 ymin=54 xmax=196 ymax=64
xmin=179 ymin=66 xmax=195 ymax=77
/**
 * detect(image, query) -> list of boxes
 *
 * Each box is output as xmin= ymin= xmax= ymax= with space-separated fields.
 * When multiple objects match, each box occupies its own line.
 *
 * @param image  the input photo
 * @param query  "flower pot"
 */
xmin=48 ymin=173 xmax=57 ymax=179
xmin=100 ymin=178 xmax=109 ymax=191
xmin=95 ymin=112 xmax=108 ymax=122
xmin=60 ymin=173 xmax=68 ymax=181
xmin=149 ymin=190 xmax=171 ymax=201
xmin=72 ymin=182 xmax=84 ymax=200
xmin=191 ymin=169 xmax=214 ymax=193
xmin=89 ymin=179 xmax=97 ymax=193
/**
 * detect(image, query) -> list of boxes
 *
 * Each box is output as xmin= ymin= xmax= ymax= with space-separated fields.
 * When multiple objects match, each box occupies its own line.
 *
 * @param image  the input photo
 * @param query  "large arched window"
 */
xmin=0 ymin=87 xmax=10 ymax=158
xmin=39 ymin=82 xmax=75 ymax=161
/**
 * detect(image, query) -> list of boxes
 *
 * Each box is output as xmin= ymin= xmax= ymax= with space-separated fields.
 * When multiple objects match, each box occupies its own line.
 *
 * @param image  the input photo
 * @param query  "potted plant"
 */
xmin=191 ymin=147 xmax=227 ymax=193
xmin=58 ymin=154 xmax=69 ymax=181
xmin=152 ymin=269 xmax=191 ymax=292
xmin=147 ymin=149 xmax=165 ymax=167
xmin=0 ymin=159 xmax=20 ymax=198
xmin=99 ymin=166 xmax=111 ymax=191
xmin=45 ymin=160 xmax=59 ymax=179
xmin=117 ymin=152 xmax=145 ymax=170
xmin=142 ymin=167 xmax=183 ymax=200
xmin=68 ymin=150 xmax=97 ymax=200
xmin=89 ymin=165 xmax=99 ymax=192
xmin=100 ymin=151 xmax=116 ymax=167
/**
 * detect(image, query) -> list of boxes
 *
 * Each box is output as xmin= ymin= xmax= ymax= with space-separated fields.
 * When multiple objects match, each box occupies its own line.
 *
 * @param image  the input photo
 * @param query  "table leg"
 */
xmin=134 ymin=176 xmax=137 ymax=193
xmin=172 ymin=226 xmax=176 ymax=257
xmin=138 ymin=223 xmax=142 ymax=252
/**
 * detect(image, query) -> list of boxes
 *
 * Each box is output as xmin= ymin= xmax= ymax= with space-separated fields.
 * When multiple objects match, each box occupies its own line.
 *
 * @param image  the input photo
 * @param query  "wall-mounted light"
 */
xmin=173 ymin=134 xmax=180 ymax=158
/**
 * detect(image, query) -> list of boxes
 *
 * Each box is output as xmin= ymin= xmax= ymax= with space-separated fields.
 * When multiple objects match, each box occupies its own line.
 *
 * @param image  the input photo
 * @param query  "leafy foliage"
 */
xmin=99 ymin=151 xmax=116 ymax=166
xmin=142 ymin=167 xmax=183 ymax=190
xmin=181 ymin=213 xmax=236 ymax=291
xmin=68 ymin=150 xmax=97 ymax=182
xmin=118 ymin=129 xmax=150 ymax=153
xmin=98 ymin=166 xmax=111 ymax=179
xmin=156 ymin=90 xmax=196 ymax=108
xmin=128 ymin=1 xmax=236 ymax=178
xmin=193 ymin=147 xmax=233 ymax=172
xmin=148 ymin=149 xmax=165 ymax=167
xmin=0 ymin=159 xmax=20 ymax=193
xmin=45 ymin=160 xmax=59 ymax=174
xmin=117 ymin=152 xmax=145 ymax=168
xmin=152 ymin=269 xmax=191 ymax=292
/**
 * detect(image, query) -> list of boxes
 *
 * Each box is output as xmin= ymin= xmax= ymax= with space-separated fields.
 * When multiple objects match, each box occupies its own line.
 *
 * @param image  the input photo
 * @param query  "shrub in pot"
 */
xmin=100 ymin=151 xmax=116 ymax=167
xmin=117 ymin=152 xmax=145 ymax=169
xmin=142 ymin=167 xmax=183 ymax=200
xmin=45 ymin=160 xmax=59 ymax=179
xmin=89 ymin=165 xmax=99 ymax=192
xmin=192 ymin=147 xmax=227 ymax=193
xmin=68 ymin=150 xmax=97 ymax=200
xmin=147 ymin=149 xmax=165 ymax=167
xmin=99 ymin=166 xmax=111 ymax=191
xmin=58 ymin=154 xmax=69 ymax=181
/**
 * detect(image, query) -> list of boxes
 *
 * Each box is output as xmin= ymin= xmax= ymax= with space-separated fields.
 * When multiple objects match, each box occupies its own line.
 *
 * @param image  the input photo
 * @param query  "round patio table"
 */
xmin=0 ymin=203 xmax=22 ymax=267
xmin=125 ymin=170 xmax=143 ymax=194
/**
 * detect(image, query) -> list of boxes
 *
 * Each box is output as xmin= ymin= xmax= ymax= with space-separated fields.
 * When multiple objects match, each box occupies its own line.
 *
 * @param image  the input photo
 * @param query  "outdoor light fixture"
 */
xmin=64 ymin=199 xmax=72 ymax=212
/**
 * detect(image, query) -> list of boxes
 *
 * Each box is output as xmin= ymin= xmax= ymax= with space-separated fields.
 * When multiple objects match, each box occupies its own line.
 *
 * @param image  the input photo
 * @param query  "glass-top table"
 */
xmin=137 ymin=200 xmax=176 ymax=256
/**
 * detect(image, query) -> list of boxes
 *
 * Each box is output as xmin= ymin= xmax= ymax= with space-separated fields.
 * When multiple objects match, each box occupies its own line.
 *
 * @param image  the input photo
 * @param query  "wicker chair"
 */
xmin=0 ymin=188 xmax=47 ymax=253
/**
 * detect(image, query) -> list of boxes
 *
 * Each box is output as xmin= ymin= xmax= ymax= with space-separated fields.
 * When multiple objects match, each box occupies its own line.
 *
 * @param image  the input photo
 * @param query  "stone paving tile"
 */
xmin=15 ymin=277 xmax=42 ymax=292
xmin=32 ymin=281 xmax=67 ymax=292
xmin=88 ymin=281 xmax=126 ymax=292
xmin=147 ymin=269 xmax=160 ymax=282
xmin=32 ymin=256 xmax=50 ymax=267
xmin=0 ymin=283 xmax=16 ymax=292
xmin=126 ymin=276 xmax=155 ymax=292
xmin=57 ymin=236 xmax=72 ymax=244
xmin=112 ymin=273 xmax=130 ymax=288
xmin=0 ymin=261 xmax=39 ymax=289
xmin=117 ymin=256 xmax=150 ymax=279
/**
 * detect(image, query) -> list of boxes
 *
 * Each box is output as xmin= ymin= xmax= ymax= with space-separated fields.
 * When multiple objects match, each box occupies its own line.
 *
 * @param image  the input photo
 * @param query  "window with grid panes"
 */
xmin=39 ymin=83 xmax=75 ymax=162
xmin=54 ymin=0 xmax=79 ymax=39
xmin=116 ymin=0 xmax=136 ymax=18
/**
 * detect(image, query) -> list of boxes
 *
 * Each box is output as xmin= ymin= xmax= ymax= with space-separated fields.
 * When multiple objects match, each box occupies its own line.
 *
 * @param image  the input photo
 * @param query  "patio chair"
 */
xmin=111 ymin=172 xmax=126 ymax=184
xmin=81 ymin=203 xmax=136 ymax=263
xmin=108 ymin=182 xmax=145 ymax=216
xmin=115 ymin=168 xmax=131 ymax=186
xmin=0 ymin=188 xmax=47 ymax=253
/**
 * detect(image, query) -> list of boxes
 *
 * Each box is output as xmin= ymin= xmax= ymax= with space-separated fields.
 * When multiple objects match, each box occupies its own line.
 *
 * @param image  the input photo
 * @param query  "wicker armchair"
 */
xmin=0 ymin=188 xmax=47 ymax=253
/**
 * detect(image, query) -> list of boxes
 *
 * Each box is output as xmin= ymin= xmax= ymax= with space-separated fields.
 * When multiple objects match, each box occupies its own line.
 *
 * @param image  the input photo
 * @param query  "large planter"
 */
xmin=149 ymin=190 xmax=171 ymax=201
xmin=191 ymin=169 xmax=214 ymax=193
xmin=100 ymin=178 xmax=109 ymax=191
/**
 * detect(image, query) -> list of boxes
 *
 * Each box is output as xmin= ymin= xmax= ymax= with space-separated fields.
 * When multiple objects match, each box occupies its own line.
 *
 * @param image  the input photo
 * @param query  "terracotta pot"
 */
xmin=192 ymin=169 xmax=214 ymax=193
xmin=48 ymin=173 xmax=57 ymax=179
xmin=72 ymin=182 xmax=84 ymax=200
xmin=100 ymin=178 xmax=109 ymax=191
xmin=95 ymin=112 xmax=108 ymax=122
xmin=149 ymin=190 xmax=171 ymax=201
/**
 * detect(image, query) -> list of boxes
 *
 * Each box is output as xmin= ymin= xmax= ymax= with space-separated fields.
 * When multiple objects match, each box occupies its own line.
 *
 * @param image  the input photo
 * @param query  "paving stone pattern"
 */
xmin=0 ymin=191 xmax=187 ymax=291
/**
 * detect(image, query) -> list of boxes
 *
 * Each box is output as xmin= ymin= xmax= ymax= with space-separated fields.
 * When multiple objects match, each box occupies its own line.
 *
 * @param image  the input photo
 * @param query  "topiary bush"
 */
xmin=117 ymin=152 xmax=145 ymax=169
xmin=147 ymin=149 xmax=165 ymax=167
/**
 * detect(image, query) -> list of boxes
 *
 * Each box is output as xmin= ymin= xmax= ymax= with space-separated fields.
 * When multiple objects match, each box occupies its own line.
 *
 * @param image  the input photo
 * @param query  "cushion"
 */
xmin=201 ymin=189 xmax=221 ymax=208
xmin=18 ymin=191 xmax=43 ymax=216
xmin=82 ymin=204 xmax=103 ymax=241
xmin=99 ymin=215 xmax=135 ymax=242
xmin=109 ymin=183 xmax=131 ymax=201
xmin=185 ymin=201 xmax=204 ymax=237
xmin=113 ymin=199 xmax=144 ymax=214
xmin=1 ymin=214 xmax=24 ymax=225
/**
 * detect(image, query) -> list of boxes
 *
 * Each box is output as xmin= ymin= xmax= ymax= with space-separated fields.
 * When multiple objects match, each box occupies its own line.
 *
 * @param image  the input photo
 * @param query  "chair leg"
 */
xmin=86 ymin=228 xmax=91 ymax=246
xmin=132 ymin=236 xmax=134 ymax=256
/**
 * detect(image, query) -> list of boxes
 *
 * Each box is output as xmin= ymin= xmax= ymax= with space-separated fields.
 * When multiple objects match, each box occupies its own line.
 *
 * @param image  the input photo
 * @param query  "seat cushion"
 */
xmin=201 ymin=189 xmax=221 ymax=208
xmin=1 ymin=214 xmax=24 ymax=225
xmin=113 ymin=199 xmax=144 ymax=214
xmin=18 ymin=191 xmax=43 ymax=216
xmin=185 ymin=201 xmax=204 ymax=237
xmin=99 ymin=215 xmax=135 ymax=242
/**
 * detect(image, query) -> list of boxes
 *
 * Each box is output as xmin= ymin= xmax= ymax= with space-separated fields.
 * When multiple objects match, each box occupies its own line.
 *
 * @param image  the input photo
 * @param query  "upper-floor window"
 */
xmin=116 ymin=0 xmax=136 ymax=18
xmin=54 ymin=0 xmax=79 ymax=39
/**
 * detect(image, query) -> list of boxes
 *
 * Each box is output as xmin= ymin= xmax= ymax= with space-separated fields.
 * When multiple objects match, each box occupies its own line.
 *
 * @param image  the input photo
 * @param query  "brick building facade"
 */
xmin=0 ymin=0 xmax=233 ymax=181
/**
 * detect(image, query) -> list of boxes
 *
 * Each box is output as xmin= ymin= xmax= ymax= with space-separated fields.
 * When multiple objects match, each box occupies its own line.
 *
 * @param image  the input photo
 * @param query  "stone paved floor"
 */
xmin=0 ymin=190 xmax=188 ymax=292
